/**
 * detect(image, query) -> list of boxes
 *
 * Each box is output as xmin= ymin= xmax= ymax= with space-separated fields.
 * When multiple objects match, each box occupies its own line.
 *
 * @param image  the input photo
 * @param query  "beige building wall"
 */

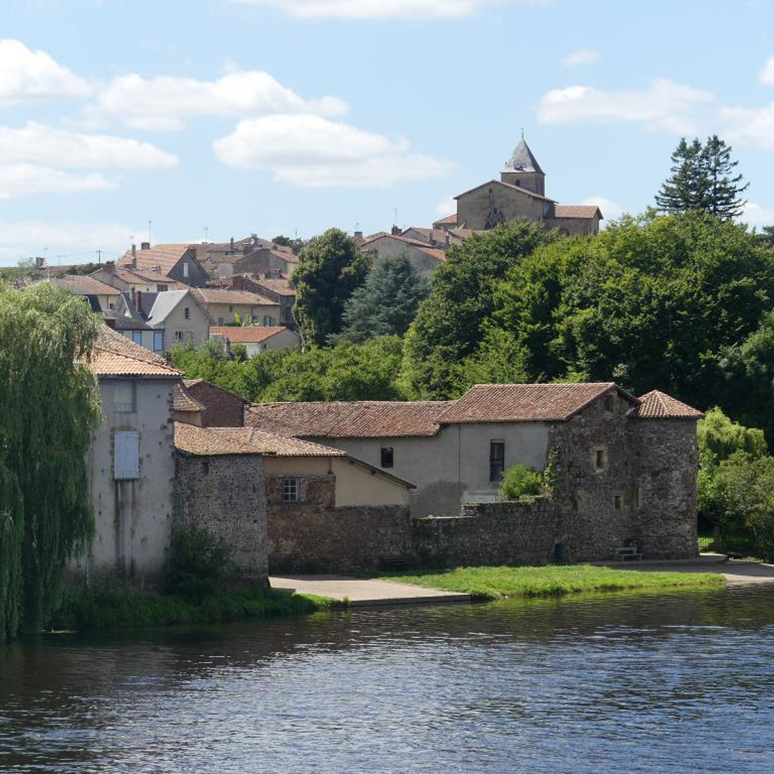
xmin=71 ymin=377 xmax=178 ymax=585
xmin=457 ymin=184 xmax=549 ymax=231
xmin=236 ymin=328 xmax=301 ymax=357
xmin=154 ymin=297 xmax=210 ymax=350
xmin=312 ymin=422 xmax=549 ymax=517
xmin=362 ymin=237 xmax=442 ymax=275
xmin=544 ymin=216 xmax=601 ymax=237
xmin=264 ymin=456 xmax=410 ymax=507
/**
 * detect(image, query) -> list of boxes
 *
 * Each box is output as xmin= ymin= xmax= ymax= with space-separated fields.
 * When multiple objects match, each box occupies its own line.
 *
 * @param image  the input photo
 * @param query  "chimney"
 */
xmin=103 ymin=261 xmax=115 ymax=274
xmin=35 ymin=256 xmax=45 ymax=269
xmin=131 ymin=244 xmax=137 ymax=269
xmin=391 ymin=225 xmax=400 ymax=236
xmin=136 ymin=290 xmax=142 ymax=313
xmin=230 ymin=236 xmax=235 ymax=250
xmin=445 ymin=232 xmax=451 ymax=247
xmin=354 ymin=230 xmax=363 ymax=241
xmin=251 ymin=233 xmax=258 ymax=246
xmin=141 ymin=241 xmax=150 ymax=250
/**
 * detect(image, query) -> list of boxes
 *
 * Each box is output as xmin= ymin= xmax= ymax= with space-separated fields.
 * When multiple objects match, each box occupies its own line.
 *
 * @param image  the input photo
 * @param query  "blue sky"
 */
xmin=2 ymin=0 xmax=774 ymax=265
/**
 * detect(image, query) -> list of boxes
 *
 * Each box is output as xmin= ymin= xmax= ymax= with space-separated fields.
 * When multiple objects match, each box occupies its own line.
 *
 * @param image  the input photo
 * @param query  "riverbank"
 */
xmin=378 ymin=565 xmax=726 ymax=600
xmin=49 ymin=586 xmax=333 ymax=632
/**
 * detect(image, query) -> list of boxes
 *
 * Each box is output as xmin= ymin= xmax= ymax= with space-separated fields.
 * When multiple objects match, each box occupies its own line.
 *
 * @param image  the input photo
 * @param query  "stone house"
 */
xmin=209 ymin=325 xmax=301 ymax=357
xmin=193 ymin=287 xmax=281 ymax=327
xmin=226 ymin=273 xmax=297 ymax=328
xmin=71 ymin=328 xmax=182 ymax=585
xmin=51 ymin=274 xmax=121 ymax=313
xmin=143 ymin=289 xmax=212 ymax=350
xmin=360 ymin=233 xmax=446 ymax=276
xmin=182 ymin=379 xmax=249 ymax=427
xmin=233 ymin=246 xmax=300 ymax=277
xmin=452 ymin=138 xmax=603 ymax=236
xmin=244 ymin=382 xmax=704 ymax=561
xmin=117 ymin=243 xmax=210 ymax=288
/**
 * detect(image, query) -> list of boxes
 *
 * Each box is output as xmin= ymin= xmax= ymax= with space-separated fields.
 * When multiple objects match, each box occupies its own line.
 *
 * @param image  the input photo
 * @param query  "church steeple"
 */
xmin=501 ymin=137 xmax=546 ymax=196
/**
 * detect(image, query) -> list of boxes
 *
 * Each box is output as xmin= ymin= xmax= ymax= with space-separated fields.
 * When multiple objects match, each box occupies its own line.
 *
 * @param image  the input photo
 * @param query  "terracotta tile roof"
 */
xmin=173 ymin=382 xmax=206 ymax=413
xmin=360 ymin=233 xmax=447 ymax=262
xmin=250 ymin=276 xmax=296 ymax=296
xmin=635 ymin=391 xmax=704 ymax=420
xmin=210 ymin=326 xmax=294 ymax=343
xmin=174 ymin=423 xmax=346 ymax=457
xmin=437 ymin=383 xmax=633 ymax=424
xmin=183 ymin=379 xmax=248 ymax=427
xmin=52 ymin=274 xmax=120 ymax=296
xmin=107 ymin=267 xmax=183 ymax=287
xmin=88 ymin=327 xmax=181 ymax=378
xmin=433 ymin=214 xmax=457 ymax=227
xmin=192 ymin=288 xmax=277 ymax=306
xmin=245 ymin=400 xmax=449 ymax=438
xmin=117 ymin=244 xmax=192 ymax=273
xmin=552 ymin=205 xmax=603 ymax=219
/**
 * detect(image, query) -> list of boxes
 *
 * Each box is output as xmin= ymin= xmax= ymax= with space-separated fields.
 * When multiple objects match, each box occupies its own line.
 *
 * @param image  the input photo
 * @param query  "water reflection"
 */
xmin=2 ymin=586 xmax=774 ymax=773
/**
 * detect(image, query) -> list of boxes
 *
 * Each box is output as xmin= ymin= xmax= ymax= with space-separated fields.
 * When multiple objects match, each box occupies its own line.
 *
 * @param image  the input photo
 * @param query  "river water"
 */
xmin=2 ymin=586 xmax=774 ymax=773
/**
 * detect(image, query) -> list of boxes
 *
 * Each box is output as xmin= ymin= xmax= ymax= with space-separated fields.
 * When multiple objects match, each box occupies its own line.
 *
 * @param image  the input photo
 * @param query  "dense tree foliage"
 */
xmin=656 ymin=135 xmax=748 ymax=220
xmin=0 ymin=282 xmax=101 ymax=639
xmin=466 ymin=213 xmax=774 ymax=421
xmin=293 ymin=228 xmax=371 ymax=347
xmin=332 ymin=254 xmax=429 ymax=344
xmin=171 ymin=336 xmax=407 ymax=403
xmin=402 ymin=221 xmax=557 ymax=398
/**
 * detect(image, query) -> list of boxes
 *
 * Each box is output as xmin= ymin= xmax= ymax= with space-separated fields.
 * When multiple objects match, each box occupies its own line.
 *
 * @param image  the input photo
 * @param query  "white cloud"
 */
xmin=580 ymin=196 xmax=625 ymax=222
xmin=537 ymin=79 xmax=714 ymax=134
xmin=0 ymin=165 xmax=114 ymax=199
xmin=0 ymin=39 xmax=92 ymax=107
xmin=562 ymin=49 xmax=599 ymax=68
xmin=741 ymin=201 xmax=774 ymax=228
xmin=96 ymin=71 xmax=348 ymax=131
xmin=214 ymin=113 xmax=454 ymax=187
xmin=760 ymin=56 xmax=774 ymax=85
xmin=231 ymin=0 xmax=516 ymax=19
xmin=0 ymin=122 xmax=178 ymax=168
xmin=721 ymin=104 xmax=774 ymax=150
xmin=434 ymin=195 xmax=456 ymax=217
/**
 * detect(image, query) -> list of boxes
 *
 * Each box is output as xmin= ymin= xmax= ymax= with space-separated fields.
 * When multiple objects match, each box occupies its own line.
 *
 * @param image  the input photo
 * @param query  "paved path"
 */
xmin=270 ymin=574 xmax=470 ymax=607
xmin=608 ymin=558 xmax=774 ymax=586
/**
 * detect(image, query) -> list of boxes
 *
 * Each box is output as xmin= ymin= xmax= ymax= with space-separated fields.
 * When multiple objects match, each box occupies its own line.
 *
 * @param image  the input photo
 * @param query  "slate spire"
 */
xmin=504 ymin=138 xmax=544 ymax=174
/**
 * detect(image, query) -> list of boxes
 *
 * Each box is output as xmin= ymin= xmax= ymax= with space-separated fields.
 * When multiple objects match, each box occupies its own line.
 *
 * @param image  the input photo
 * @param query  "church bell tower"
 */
xmin=500 ymin=137 xmax=545 ymax=196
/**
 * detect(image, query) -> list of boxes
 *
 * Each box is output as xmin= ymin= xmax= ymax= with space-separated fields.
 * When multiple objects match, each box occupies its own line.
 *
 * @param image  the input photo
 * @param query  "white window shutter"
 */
xmin=114 ymin=431 xmax=140 ymax=480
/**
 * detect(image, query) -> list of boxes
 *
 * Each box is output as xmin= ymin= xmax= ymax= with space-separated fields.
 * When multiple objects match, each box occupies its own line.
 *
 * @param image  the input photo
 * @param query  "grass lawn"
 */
xmin=49 ymin=586 xmax=333 ymax=632
xmin=379 ymin=565 xmax=726 ymax=601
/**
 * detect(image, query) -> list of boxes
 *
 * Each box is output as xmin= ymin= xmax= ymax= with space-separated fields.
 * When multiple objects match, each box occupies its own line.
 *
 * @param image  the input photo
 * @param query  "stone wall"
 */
xmin=174 ymin=452 xmax=268 ymax=584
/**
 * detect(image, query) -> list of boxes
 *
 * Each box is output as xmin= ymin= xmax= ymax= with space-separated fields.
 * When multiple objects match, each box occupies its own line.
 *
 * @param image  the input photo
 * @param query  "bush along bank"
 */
xmin=380 ymin=565 xmax=726 ymax=601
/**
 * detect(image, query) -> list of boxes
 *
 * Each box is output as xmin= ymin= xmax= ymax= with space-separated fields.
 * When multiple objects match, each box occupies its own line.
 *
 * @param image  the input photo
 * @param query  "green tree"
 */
xmin=293 ymin=228 xmax=371 ymax=347
xmin=0 ymin=282 xmax=102 ymax=638
xmin=403 ymin=221 xmax=557 ymax=399
xmin=500 ymin=464 xmax=544 ymax=500
xmin=333 ymin=254 xmax=429 ymax=344
xmin=656 ymin=135 xmax=748 ymax=220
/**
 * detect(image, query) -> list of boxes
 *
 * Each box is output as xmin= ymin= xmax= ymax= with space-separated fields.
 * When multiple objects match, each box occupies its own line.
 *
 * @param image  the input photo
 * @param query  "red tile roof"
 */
xmin=52 ymin=274 xmax=120 ymax=296
xmin=635 ymin=391 xmax=704 ymax=419
xmin=209 ymin=326 xmax=295 ymax=343
xmin=173 ymin=382 xmax=205 ymax=413
xmin=438 ymin=383 xmax=632 ymax=424
xmin=192 ymin=288 xmax=278 ymax=306
xmin=117 ymin=244 xmax=192 ymax=273
xmin=552 ymin=205 xmax=603 ymax=219
xmin=433 ymin=214 xmax=457 ymax=227
xmin=184 ymin=379 xmax=248 ymax=427
xmin=245 ymin=400 xmax=448 ymax=438
xmin=88 ymin=327 xmax=181 ymax=378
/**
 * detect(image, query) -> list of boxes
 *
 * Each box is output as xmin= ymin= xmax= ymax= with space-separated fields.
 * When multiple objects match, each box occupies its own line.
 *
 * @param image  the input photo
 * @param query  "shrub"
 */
xmin=500 ymin=464 xmax=544 ymax=501
xmin=168 ymin=524 xmax=236 ymax=601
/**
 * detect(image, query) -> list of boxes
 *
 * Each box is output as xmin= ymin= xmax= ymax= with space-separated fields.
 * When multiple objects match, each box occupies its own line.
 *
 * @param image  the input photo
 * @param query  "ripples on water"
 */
xmin=2 ymin=586 xmax=774 ymax=773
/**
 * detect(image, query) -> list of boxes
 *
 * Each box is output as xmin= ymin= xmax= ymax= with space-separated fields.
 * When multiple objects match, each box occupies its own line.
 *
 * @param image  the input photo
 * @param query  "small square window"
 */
xmin=613 ymin=494 xmax=623 ymax=511
xmin=594 ymin=448 xmax=607 ymax=471
xmin=381 ymin=447 xmax=394 ymax=468
xmin=282 ymin=478 xmax=300 ymax=503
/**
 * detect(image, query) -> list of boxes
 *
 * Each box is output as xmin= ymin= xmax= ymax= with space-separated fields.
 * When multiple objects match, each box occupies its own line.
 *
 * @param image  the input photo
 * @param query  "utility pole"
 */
xmin=204 ymin=226 xmax=209 ymax=242
xmin=148 ymin=220 xmax=153 ymax=244
xmin=96 ymin=249 xmax=102 ymax=266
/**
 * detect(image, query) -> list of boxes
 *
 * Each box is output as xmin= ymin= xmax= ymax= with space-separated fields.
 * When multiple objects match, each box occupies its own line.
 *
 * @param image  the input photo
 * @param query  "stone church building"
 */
xmin=451 ymin=138 xmax=603 ymax=237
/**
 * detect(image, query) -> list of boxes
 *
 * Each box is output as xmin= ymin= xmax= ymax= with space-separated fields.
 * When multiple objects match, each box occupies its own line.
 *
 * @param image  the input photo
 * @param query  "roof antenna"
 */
xmin=521 ymin=127 xmax=525 ymax=139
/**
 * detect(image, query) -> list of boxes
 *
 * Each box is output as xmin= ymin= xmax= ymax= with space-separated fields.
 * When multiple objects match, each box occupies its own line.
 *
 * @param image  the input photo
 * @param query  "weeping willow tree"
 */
xmin=0 ymin=281 xmax=102 ymax=639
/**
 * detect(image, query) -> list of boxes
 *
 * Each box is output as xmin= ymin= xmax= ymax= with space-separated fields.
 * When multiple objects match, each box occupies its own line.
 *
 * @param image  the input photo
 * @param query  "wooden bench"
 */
xmin=613 ymin=546 xmax=642 ymax=562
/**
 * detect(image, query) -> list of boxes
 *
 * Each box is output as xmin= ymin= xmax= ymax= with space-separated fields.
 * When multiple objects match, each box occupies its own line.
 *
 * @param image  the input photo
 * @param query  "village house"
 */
xmin=103 ymin=291 xmax=163 ymax=353
xmin=51 ymin=273 xmax=121 ymax=313
xmin=244 ymin=382 xmax=703 ymax=562
xmin=224 ymin=273 xmax=297 ymax=328
xmin=91 ymin=263 xmax=184 ymax=294
xmin=360 ymin=231 xmax=446 ymax=275
xmin=143 ymin=288 xmax=211 ymax=350
xmin=182 ymin=378 xmax=249 ymax=427
xmin=449 ymin=138 xmax=603 ymax=236
xmin=117 ymin=243 xmax=210 ymax=287
xmin=192 ymin=287 xmax=281 ymax=327
xmin=70 ymin=328 xmax=182 ymax=585
xmin=210 ymin=325 xmax=301 ymax=356
xmin=233 ymin=246 xmax=300 ymax=277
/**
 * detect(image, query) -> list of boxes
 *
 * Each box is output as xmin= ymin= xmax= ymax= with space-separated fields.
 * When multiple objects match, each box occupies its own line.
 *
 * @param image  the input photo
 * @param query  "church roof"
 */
xmin=454 ymin=179 xmax=555 ymax=203
xmin=504 ymin=138 xmax=544 ymax=175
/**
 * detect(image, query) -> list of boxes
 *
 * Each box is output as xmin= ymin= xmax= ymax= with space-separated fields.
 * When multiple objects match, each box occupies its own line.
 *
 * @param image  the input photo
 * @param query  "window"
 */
xmin=282 ymin=478 xmax=300 ymax=503
xmin=157 ymin=284 xmax=168 ymax=292
xmin=263 ymin=315 xmax=275 ymax=326
xmin=131 ymin=330 xmax=143 ymax=345
xmin=635 ymin=485 xmax=643 ymax=509
xmin=613 ymin=494 xmax=623 ymax=511
xmin=114 ymin=431 xmax=140 ymax=480
xmin=489 ymin=441 xmax=505 ymax=482
xmin=153 ymin=330 xmax=164 ymax=353
xmin=113 ymin=382 xmax=135 ymax=413
xmin=593 ymin=448 xmax=607 ymax=471
xmin=174 ymin=330 xmax=194 ymax=343
xmin=202 ymin=460 xmax=210 ymax=476
xmin=229 ymin=305 xmax=233 ymax=312
xmin=604 ymin=395 xmax=614 ymax=413
xmin=381 ymin=447 xmax=394 ymax=468
xmin=217 ymin=317 xmax=224 ymax=326
xmin=183 ymin=261 xmax=190 ymax=278
xmin=183 ymin=307 xmax=191 ymax=320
